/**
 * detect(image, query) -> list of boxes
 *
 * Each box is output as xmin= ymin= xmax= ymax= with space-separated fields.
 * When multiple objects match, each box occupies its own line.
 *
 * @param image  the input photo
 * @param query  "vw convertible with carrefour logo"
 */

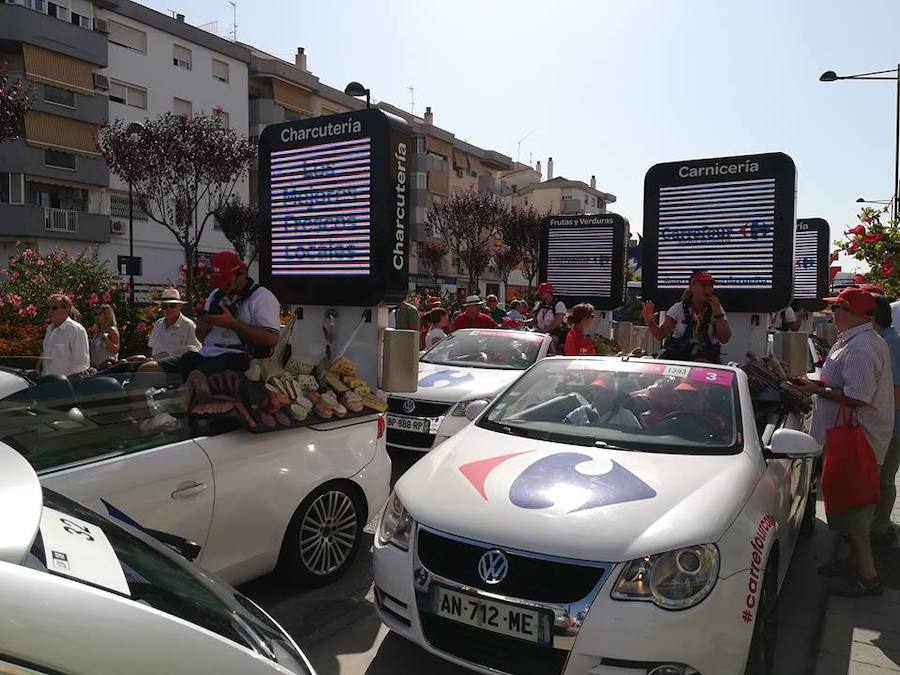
xmin=374 ymin=356 xmax=820 ymax=675
xmin=385 ymin=329 xmax=552 ymax=453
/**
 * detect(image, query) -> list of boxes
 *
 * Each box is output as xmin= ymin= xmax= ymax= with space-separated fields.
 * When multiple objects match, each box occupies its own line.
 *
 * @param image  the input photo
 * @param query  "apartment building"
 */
xmin=95 ymin=0 xmax=251 ymax=286
xmin=508 ymin=157 xmax=616 ymax=215
xmin=0 ymin=0 xmax=110 ymax=263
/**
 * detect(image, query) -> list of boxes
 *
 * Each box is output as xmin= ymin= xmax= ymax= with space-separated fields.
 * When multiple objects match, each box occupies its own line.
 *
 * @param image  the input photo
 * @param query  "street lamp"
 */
xmin=344 ymin=81 xmax=370 ymax=109
xmin=856 ymin=197 xmax=892 ymax=204
xmin=819 ymin=65 xmax=900 ymax=222
xmin=126 ymin=121 xmax=144 ymax=310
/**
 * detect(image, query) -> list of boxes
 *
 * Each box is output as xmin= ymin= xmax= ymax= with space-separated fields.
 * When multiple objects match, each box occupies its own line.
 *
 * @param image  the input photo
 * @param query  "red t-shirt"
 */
xmin=565 ymin=328 xmax=595 ymax=356
xmin=451 ymin=312 xmax=499 ymax=332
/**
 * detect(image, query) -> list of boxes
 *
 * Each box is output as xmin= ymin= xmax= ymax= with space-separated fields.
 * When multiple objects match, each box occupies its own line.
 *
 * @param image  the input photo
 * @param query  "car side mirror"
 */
xmin=465 ymin=399 xmax=490 ymax=422
xmin=766 ymin=428 xmax=822 ymax=459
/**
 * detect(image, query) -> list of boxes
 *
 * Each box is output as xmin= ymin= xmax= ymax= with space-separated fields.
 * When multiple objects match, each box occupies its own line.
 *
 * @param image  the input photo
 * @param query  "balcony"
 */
xmin=415 ymin=152 xmax=448 ymax=174
xmin=560 ymin=198 xmax=583 ymax=214
xmin=0 ymin=203 xmax=110 ymax=242
xmin=0 ymin=3 xmax=108 ymax=67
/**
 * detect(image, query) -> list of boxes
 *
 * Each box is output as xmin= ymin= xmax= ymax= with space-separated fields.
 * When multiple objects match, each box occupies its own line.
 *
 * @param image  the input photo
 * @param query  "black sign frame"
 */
xmin=641 ymin=152 xmax=796 ymax=313
xmin=794 ymin=218 xmax=830 ymax=311
xmin=258 ymin=109 xmax=411 ymax=306
xmin=539 ymin=213 xmax=627 ymax=310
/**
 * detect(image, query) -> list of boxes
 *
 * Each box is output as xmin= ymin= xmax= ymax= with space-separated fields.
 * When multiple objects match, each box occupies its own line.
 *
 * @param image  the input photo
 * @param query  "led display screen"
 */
xmin=794 ymin=218 xmax=829 ymax=311
xmin=642 ymin=152 xmax=796 ymax=312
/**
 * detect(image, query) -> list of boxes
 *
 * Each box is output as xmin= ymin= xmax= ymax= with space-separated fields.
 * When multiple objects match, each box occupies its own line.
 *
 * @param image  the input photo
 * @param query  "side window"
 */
xmin=0 ymin=376 xmax=190 ymax=473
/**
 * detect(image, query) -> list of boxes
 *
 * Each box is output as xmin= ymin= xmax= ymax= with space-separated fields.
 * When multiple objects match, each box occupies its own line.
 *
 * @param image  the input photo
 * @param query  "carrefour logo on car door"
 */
xmin=459 ymin=451 xmax=656 ymax=513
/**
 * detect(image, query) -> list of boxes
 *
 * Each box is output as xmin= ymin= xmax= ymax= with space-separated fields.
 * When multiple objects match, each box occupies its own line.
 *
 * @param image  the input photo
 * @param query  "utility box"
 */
xmin=773 ymin=331 xmax=809 ymax=377
xmin=382 ymin=329 xmax=419 ymax=392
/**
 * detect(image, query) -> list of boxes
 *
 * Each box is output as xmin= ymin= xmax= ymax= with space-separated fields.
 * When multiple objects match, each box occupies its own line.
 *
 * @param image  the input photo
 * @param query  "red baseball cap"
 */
xmin=501 ymin=317 xmax=523 ymax=329
xmin=823 ymin=287 xmax=876 ymax=316
xmin=689 ymin=270 xmax=716 ymax=285
xmin=591 ymin=376 xmax=613 ymax=389
xmin=209 ymin=251 xmax=245 ymax=289
xmin=675 ymin=381 xmax=699 ymax=392
xmin=537 ymin=282 xmax=554 ymax=296
xmin=427 ymin=295 xmax=442 ymax=307
xmin=859 ymin=284 xmax=885 ymax=297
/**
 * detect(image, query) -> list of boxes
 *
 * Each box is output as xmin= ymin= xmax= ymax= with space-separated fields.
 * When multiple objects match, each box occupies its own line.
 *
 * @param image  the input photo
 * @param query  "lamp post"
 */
xmin=856 ymin=197 xmax=892 ymax=205
xmin=820 ymin=66 xmax=900 ymax=222
xmin=125 ymin=121 xmax=144 ymax=310
xmin=344 ymin=81 xmax=370 ymax=109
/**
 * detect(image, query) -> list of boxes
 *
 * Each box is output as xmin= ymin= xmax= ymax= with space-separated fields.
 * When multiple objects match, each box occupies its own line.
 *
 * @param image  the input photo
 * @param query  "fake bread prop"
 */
xmin=360 ymin=392 xmax=388 ymax=412
xmin=323 ymin=371 xmax=349 ymax=394
xmin=342 ymin=391 xmax=364 ymax=413
xmin=328 ymin=357 xmax=357 ymax=378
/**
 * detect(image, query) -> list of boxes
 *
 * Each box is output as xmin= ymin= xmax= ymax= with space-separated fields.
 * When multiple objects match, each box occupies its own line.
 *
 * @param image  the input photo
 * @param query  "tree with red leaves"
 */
xmin=0 ymin=63 xmax=33 ymax=143
xmin=426 ymin=191 xmax=507 ymax=294
xmin=415 ymin=239 xmax=449 ymax=291
xmin=98 ymin=113 xmax=256 ymax=311
xmin=499 ymin=205 xmax=543 ymax=298
xmin=214 ymin=197 xmax=260 ymax=265
xmin=491 ymin=244 xmax=522 ymax=289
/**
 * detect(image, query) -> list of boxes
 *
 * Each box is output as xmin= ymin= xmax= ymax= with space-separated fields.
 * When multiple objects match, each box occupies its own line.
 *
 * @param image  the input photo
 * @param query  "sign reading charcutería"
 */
xmin=258 ymin=109 xmax=411 ymax=305
xmin=539 ymin=213 xmax=627 ymax=310
xmin=641 ymin=152 xmax=796 ymax=312
xmin=793 ymin=218 xmax=829 ymax=311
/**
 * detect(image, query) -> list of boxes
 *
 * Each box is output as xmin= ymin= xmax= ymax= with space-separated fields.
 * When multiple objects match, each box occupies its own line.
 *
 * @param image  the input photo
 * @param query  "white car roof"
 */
xmin=0 ymin=441 xmax=42 ymax=564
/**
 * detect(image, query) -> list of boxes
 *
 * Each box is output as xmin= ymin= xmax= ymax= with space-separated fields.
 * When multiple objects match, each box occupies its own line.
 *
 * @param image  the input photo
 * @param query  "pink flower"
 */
xmin=862 ymin=233 xmax=882 ymax=244
xmin=102 ymin=292 xmax=112 ymax=303
xmin=11 ymin=271 xmax=19 ymax=279
xmin=883 ymin=261 xmax=896 ymax=277
xmin=35 ymin=258 xmax=45 ymax=267
xmin=854 ymin=274 xmax=867 ymax=284
xmin=21 ymin=248 xmax=32 ymax=258
xmin=181 ymin=264 xmax=188 ymax=272
xmin=24 ymin=304 xmax=36 ymax=317
xmin=18 ymin=308 xmax=28 ymax=317
xmin=847 ymin=224 xmax=866 ymax=236
xmin=7 ymin=294 xmax=21 ymax=307
xmin=848 ymin=241 xmax=859 ymax=254
xmin=136 ymin=321 xmax=148 ymax=333
xmin=87 ymin=292 xmax=99 ymax=306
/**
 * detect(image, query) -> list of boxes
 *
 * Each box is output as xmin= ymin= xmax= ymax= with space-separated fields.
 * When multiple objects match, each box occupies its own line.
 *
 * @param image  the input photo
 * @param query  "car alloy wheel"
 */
xmin=744 ymin=557 xmax=777 ymax=675
xmin=299 ymin=490 xmax=359 ymax=576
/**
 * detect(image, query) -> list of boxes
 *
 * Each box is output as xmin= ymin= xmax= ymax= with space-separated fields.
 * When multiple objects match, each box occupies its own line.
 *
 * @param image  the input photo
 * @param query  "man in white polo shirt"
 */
xmin=40 ymin=293 xmax=89 ymax=377
xmin=147 ymin=288 xmax=201 ymax=359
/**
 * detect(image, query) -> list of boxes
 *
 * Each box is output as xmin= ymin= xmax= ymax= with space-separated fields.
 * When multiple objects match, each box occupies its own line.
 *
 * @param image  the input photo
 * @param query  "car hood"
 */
xmin=395 ymin=362 xmax=524 ymax=404
xmin=396 ymin=424 xmax=760 ymax=562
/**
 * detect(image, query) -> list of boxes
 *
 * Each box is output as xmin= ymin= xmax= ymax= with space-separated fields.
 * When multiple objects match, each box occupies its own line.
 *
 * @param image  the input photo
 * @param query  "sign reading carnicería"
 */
xmin=642 ymin=152 xmax=796 ymax=312
xmin=258 ymin=109 xmax=411 ymax=305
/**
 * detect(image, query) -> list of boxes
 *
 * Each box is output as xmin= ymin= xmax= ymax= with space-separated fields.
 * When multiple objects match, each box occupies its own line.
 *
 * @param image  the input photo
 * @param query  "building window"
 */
xmin=453 ymin=257 xmax=463 ymax=274
xmin=44 ymin=150 xmax=77 ymax=171
xmin=416 ymin=136 xmax=425 ymax=154
xmin=455 ymin=168 xmax=464 ymax=178
xmin=0 ymin=173 xmax=25 ymax=204
xmin=12 ymin=0 xmax=46 ymax=11
xmin=173 ymin=97 xmax=192 ymax=117
xmin=117 ymin=255 xmax=142 ymax=276
xmin=110 ymin=192 xmax=147 ymax=220
xmin=46 ymin=1 xmax=68 ymax=20
xmin=284 ymin=108 xmax=306 ymax=122
xmin=412 ymin=172 xmax=427 ymax=190
xmin=43 ymin=84 xmax=76 ymax=109
xmin=173 ymin=44 xmax=192 ymax=71
xmin=71 ymin=8 xmax=92 ymax=29
xmin=212 ymin=59 xmax=229 ymax=83
xmin=108 ymin=20 xmax=147 ymax=53
xmin=109 ymin=80 xmax=147 ymax=109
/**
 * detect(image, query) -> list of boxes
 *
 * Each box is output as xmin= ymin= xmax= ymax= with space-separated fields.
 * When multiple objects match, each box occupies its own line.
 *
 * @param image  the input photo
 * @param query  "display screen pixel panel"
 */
xmin=793 ymin=218 xmax=829 ymax=311
xmin=270 ymin=138 xmax=372 ymax=276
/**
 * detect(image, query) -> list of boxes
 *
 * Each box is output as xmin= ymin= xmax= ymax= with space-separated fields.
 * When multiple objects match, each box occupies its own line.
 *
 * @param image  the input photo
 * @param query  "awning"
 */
xmin=425 ymin=135 xmax=452 ymax=159
xmin=25 ymin=111 xmax=99 ymax=155
xmin=453 ymin=150 xmax=471 ymax=170
xmin=272 ymin=79 xmax=313 ymax=114
xmin=428 ymin=171 xmax=449 ymax=197
xmin=22 ymin=43 xmax=93 ymax=94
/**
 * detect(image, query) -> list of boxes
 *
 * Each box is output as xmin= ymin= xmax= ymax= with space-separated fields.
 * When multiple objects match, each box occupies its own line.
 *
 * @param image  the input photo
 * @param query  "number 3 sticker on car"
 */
xmin=689 ymin=367 xmax=735 ymax=387
xmin=39 ymin=506 xmax=131 ymax=596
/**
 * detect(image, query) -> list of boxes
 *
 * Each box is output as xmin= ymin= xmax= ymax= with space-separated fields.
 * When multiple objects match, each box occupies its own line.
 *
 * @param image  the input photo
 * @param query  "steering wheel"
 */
xmin=652 ymin=411 xmax=719 ymax=441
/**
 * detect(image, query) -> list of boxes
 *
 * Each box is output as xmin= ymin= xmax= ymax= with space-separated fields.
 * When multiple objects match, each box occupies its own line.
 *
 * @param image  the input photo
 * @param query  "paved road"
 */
xmin=242 ymin=449 xmax=835 ymax=675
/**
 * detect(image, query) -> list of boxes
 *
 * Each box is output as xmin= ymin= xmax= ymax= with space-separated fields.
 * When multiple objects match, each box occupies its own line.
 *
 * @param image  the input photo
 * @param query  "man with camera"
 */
xmin=140 ymin=251 xmax=280 ymax=379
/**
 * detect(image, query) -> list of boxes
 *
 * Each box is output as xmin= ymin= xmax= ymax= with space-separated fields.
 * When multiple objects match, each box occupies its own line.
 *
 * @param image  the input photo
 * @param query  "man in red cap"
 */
xmin=141 ymin=250 xmax=281 ymax=379
xmin=794 ymin=287 xmax=894 ymax=596
xmin=534 ymin=282 xmax=567 ymax=352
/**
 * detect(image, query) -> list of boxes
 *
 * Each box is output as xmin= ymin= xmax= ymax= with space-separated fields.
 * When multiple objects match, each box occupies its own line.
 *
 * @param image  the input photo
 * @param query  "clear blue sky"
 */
xmin=143 ymin=0 xmax=900 ymax=272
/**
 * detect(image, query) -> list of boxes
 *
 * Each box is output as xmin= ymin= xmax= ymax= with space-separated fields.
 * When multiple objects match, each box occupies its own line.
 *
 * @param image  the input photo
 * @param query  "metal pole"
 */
xmin=128 ymin=180 xmax=135 ymax=310
xmin=894 ymin=64 xmax=899 ymax=223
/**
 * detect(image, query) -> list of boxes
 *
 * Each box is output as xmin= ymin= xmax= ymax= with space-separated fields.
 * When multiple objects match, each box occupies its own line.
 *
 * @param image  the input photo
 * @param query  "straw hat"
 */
xmin=158 ymin=287 xmax=186 ymax=305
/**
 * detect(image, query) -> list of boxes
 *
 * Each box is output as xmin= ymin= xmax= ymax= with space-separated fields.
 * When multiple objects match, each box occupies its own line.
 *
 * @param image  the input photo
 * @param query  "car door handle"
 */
xmin=171 ymin=482 xmax=208 ymax=499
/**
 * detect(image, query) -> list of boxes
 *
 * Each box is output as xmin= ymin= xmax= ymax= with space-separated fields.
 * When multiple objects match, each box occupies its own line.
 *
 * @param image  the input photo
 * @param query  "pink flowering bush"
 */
xmin=834 ymin=208 xmax=900 ymax=297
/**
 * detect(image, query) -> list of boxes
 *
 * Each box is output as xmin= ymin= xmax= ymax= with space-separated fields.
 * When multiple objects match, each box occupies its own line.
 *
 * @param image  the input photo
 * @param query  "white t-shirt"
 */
xmin=148 ymin=314 xmax=201 ymax=358
xmin=768 ymin=306 xmax=797 ymax=330
xmin=200 ymin=285 xmax=281 ymax=357
xmin=425 ymin=327 xmax=446 ymax=349
xmin=666 ymin=302 xmax=726 ymax=343
xmin=41 ymin=317 xmax=90 ymax=377
xmin=534 ymin=300 xmax=566 ymax=332
xmin=892 ymin=300 xmax=900 ymax=335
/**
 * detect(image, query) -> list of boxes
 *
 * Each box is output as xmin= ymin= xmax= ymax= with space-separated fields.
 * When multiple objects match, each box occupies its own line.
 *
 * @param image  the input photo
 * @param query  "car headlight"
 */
xmin=451 ymin=399 xmax=483 ymax=417
xmin=611 ymin=544 xmax=719 ymax=610
xmin=377 ymin=491 xmax=413 ymax=550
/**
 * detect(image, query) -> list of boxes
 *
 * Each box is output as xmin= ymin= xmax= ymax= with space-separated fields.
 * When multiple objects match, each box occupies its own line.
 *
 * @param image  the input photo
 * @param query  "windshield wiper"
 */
xmin=593 ymin=440 xmax=637 ymax=452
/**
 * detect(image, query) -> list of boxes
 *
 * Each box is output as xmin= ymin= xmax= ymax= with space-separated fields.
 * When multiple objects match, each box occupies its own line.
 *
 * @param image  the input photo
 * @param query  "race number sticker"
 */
xmin=39 ymin=506 xmax=130 ymax=596
xmin=663 ymin=365 xmax=691 ymax=378
xmin=689 ymin=367 xmax=734 ymax=387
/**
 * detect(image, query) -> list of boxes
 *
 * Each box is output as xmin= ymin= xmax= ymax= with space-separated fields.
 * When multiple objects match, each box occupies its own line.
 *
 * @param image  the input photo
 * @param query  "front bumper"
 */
xmin=373 ymin=525 xmax=754 ymax=675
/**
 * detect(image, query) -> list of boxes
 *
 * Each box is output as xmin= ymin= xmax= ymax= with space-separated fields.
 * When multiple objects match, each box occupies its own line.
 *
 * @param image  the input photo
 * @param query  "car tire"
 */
xmin=800 ymin=459 xmax=821 ymax=537
xmin=743 ymin=556 xmax=778 ymax=675
xmin=279 ymin=481 xmax=365 ymax=587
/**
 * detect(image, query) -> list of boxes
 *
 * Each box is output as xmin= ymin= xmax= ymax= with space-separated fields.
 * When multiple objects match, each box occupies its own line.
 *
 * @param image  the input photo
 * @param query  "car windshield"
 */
xmin=420 ymin=329 xmax=544 ymax=370
xmin=24 ymin=489 xmax=311 ymax=673
xmin=478 ymin=358 xmax=741 ymax=454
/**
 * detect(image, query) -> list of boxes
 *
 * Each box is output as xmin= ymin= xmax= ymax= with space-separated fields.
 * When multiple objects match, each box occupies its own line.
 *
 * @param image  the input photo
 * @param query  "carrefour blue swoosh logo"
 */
xmin=418 ymin=369 xmax=475 ymax=388
xmin=509 ymin=453 xmax=656 ymax=513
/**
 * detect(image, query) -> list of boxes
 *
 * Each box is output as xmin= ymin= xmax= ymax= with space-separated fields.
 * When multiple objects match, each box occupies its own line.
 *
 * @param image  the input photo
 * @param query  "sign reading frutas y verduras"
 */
xmin=642 ymin=153 xmax=796 ymax=312
xmin=794 ymin=218 xmax=829 ymax=311
xmin=539 ymin=213 xmax=627 ymax=310
xmin=258 ymin=109 xmax=411 ymax=305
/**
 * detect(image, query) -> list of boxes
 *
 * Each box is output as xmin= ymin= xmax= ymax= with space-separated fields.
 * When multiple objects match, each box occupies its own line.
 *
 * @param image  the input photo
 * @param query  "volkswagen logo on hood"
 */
xmin=402 ymin=399 xmax=416 ymax=414
xmin=477 ymin=549 xmax=509 ymax=585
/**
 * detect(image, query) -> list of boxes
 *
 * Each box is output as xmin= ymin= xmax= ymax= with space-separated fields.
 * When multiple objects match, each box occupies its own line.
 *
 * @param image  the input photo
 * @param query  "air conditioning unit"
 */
xmin=93 ymin=17 xmax=109 ymax=33
xmin=93 ymin=73 xmax=110 ymax=90
xmin=110 ymin=221 xmax=126 ymax=234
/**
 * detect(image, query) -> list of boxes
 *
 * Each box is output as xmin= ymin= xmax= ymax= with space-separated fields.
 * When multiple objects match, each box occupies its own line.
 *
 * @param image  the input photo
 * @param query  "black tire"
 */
xmin=744 ymin=556 xmax=778 ymax=675
xmin=800 ymin=459 xmax=822 ymax=537
xmin=279 ymin=481 xmax=365 ymax=587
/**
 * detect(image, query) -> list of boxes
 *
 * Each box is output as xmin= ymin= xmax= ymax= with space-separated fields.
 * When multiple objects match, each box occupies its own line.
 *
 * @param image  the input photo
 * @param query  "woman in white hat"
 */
xmin=147 ymin=288 xmax=201 ymax=358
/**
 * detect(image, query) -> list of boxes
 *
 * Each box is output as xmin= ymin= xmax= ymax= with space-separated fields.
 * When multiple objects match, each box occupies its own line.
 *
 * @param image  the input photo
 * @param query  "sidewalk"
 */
xmin=814 ymin=472 xmax=900 ymax=675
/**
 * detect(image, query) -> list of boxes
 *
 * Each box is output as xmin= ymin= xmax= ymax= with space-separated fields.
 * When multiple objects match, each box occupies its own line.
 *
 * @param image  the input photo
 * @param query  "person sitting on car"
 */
xmin=40 ymin=294 xmax=90 ymax=378
xmin=450 ymin=295 xmax=500 ymax=331
xmin=147 ymin=288 xmax=201 ymax=359
xmin=673 ymin=381 xmax=730 ymax=434
xmin=581 ymin=377 xmax=641 ymax=428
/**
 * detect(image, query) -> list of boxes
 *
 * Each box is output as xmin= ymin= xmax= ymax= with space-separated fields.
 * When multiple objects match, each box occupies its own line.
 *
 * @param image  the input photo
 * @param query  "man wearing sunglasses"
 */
xmin=40 ymin=293 xmax=90 ymax=378
xmin=793 ymin=287 xmax=894 ymax=596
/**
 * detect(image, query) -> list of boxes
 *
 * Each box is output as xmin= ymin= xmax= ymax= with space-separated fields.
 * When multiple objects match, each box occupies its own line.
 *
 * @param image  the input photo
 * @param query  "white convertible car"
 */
xmin=386 ymin=329 xmax=552 ymax=452
xmin=374 ymin=357 xmax=820 ymax=675
xmin=0 ymin=368 xmax=390 ymax=587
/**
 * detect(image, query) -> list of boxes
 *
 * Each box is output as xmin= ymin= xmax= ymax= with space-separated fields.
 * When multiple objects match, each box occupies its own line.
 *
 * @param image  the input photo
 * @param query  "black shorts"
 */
xmin=157 ymin=351 xmax=252 ymax=381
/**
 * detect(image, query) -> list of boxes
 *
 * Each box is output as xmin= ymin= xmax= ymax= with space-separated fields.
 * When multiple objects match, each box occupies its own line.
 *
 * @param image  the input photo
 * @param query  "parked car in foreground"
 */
xmin=386 ymin=329 xmax=552 ymax=452
xmin=0 ymin=443 xmax=314 ymax=674
xmin=0 ymin=368 xmax=390 ymax=586
xmin=374 ymin=356 xmax=820 ymax=675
